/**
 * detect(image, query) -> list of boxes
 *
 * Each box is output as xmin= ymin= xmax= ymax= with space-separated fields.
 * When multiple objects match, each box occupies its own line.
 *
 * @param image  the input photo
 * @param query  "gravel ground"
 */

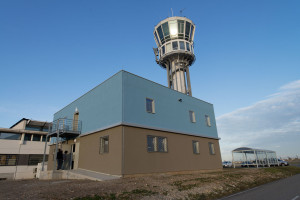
xmin=0 ymin=167 xmax=298 ymax=200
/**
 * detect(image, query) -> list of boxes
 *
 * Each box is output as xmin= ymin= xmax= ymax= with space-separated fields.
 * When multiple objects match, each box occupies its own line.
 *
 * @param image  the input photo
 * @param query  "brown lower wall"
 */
xmin=123 ymin=126 xmax=222 ymax=175
xmin=48 ymin=125 xmax=222 ymax=176
xmin=77 ymin=126 xmax=122 ymax=175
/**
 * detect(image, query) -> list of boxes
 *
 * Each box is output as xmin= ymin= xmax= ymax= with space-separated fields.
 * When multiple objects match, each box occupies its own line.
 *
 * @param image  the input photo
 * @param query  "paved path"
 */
xmin=70 ymin=168 xmax=121 ymax=181
xmin=220 ymin=174 xmax=300 ymax=200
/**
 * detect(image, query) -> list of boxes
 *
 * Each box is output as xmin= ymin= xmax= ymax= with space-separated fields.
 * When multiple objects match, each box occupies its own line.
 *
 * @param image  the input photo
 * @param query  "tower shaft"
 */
xmin=166 ymin=60 xmax=192 ymax=96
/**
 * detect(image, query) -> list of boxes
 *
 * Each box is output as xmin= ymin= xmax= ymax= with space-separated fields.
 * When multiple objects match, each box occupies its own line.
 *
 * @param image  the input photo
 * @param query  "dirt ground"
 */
xmin=0 ymin=167 xmax=299 ymax=200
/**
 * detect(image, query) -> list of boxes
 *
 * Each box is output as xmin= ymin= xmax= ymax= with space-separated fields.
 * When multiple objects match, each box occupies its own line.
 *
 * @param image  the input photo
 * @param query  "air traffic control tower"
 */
xmin=153 ymin=17 xmax=195 ymax=96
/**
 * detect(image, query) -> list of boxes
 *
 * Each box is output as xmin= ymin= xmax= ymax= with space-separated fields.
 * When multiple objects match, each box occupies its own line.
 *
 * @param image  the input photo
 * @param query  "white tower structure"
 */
xmin=153 ymin=17 xmax=196 ymax=96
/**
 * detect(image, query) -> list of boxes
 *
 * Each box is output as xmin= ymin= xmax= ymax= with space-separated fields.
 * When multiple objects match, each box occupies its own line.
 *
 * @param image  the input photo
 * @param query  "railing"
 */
xmin=50 ymin=118 xmax=82 ymax=134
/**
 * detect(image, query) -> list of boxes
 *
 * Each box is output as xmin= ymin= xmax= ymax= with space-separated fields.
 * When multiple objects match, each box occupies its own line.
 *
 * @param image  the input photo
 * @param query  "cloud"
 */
xmin=217 ymin=80 xmax=300 ymax=160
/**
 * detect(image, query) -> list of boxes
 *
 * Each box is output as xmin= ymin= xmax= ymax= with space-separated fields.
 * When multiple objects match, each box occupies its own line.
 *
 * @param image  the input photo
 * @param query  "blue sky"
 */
xmin=1 ymin=1 xmax=299 ymax=159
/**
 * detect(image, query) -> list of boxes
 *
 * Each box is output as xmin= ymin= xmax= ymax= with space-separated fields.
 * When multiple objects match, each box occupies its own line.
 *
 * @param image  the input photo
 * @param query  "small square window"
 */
xmin=193 ymin=141 xmax=200 ymax=154
xmin=146 ymin=98 xmax=155 ymax=113
xmin=189 ymin=111 xmax=196 ymax=123
xmin=100 ymin=136 xmax=109 ymax=154
xmin=209 ymin=142 xmax=215 ymax=155
xmin=205 ymin=115 xmax=211 ymax=127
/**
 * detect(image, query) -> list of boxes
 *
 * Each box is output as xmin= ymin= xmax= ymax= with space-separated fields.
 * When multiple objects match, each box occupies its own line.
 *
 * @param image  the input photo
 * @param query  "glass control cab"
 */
xmin=154 ymin=17 xmax=195 ymax=60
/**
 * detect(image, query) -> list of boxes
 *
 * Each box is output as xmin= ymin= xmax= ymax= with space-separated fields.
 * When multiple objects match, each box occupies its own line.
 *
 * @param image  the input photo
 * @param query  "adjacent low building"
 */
xmin=0 ymin=118 xmax=51 ymax=179
xmin=46 ymin=70 xmax=222 ymax=176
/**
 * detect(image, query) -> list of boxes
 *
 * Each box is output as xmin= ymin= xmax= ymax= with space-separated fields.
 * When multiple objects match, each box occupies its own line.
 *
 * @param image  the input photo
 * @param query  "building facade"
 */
xmin=47 ymin=71 xmax=222 ymax=176
xmin=0 ymin=118 xmax=50 ymax=179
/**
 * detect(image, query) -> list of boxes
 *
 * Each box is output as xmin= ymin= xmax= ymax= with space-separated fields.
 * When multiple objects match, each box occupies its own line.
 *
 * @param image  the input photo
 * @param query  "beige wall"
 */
xmin=123 ymin=126 xmax=222 ymax=175
xmin=77 ymin=126 xmax=123 ymax=175
xmin=11 ymin=120 xmax=26 ymax=130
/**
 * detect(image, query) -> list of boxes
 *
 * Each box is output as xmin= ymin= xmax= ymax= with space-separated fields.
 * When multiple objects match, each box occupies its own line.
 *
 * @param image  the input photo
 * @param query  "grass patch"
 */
xmin=74 ymin=189 xmax=157 ymax=200
xmin=264 ymin=166 xmax=300 ymax=175
xmin=172 ymin=177 xmax=213 ymax=191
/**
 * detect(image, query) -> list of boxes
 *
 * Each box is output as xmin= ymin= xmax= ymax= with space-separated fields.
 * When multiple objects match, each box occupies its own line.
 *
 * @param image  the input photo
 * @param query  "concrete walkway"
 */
xmin=38 ymin=168 xmax=121 ymax=181
xmin=69 ymin=169 xmax=121 ymax=181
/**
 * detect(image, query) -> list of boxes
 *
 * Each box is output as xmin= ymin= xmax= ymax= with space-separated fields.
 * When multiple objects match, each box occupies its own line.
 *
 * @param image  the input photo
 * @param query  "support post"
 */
xmin=41 ymin=135 xmax=48 ymax=171
xmin=186 ymin=66 xmax=192 ymax=96
xmin=54 ymin=119 xmax=60 ymax=171
xmin=166 ymin=63 xmax=170 ymax=88
xmin=254 ymin=150 xmax=259 ymax=168
xmin=42 ymin=123 xmax=51 ymax=171
xmin=265 ymin=152 xmax=270 ymax=167
xmin=232 ymin=151 xmax=235 ymax=168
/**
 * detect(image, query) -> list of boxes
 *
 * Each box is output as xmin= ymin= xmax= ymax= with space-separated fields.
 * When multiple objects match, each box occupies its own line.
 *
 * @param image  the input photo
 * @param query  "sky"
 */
xmin=0 ymin=0 xmax=299 ymax=159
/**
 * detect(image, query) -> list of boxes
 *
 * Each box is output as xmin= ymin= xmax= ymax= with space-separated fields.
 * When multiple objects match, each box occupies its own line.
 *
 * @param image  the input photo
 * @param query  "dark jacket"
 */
xmin=57 ymin=150 xmax=63 ymax=160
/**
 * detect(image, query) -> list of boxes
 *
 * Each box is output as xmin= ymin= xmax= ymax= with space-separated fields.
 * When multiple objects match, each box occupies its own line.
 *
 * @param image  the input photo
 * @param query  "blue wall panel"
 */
xmin=122 ymin=71 xmax=218 ymax=138
xmin=53 ymin=72 xmax=123 ymax=134
xmin=53 ymin=71 xmax=218 ymax=139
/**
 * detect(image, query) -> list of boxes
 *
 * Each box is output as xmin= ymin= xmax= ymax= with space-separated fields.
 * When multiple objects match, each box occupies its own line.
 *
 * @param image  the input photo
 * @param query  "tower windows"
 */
xmin=172 ymin=41 xmax=178 ymax=50
xmin=179 ymin=41 xmax=185 ymax=50
xmin=186 ymin=42 xmax=190 ymax=51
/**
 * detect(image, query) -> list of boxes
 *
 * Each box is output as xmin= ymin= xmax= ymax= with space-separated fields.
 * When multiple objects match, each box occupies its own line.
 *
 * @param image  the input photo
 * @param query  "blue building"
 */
xmin=47 ymin=70 xmax=222 ymax=176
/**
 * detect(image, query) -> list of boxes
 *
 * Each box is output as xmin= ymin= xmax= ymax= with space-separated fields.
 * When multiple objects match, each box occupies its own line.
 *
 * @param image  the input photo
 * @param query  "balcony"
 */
xmin=49 ymin=118 xmax=82 ymax=139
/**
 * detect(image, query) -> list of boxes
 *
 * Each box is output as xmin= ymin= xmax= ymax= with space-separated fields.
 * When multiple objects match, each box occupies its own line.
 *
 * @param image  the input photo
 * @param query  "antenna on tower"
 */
xmin=171 ymin=8 xmax=173 ymax=17
xmin=180 ymin=8 xmax=185 ymax=16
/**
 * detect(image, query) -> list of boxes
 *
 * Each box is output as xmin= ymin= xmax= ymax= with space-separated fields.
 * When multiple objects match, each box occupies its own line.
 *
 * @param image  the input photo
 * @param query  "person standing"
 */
xmin=62 ymin=150 xmax=70 ymax=170
xmin=56 ymin=149 xmax=63 ymax=170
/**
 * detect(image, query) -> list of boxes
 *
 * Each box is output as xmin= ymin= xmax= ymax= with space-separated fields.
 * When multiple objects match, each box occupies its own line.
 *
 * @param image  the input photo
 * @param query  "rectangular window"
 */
xmin=42 ymin=135 xmax=47 ymax=142
xmin=186 ymin=42 xmax=190 ymax=51
xmin=147 ymin=135 xmax=167 ymax=152
xmin=179 ymin=41 xmax=185 ymax=50
xmin=209 ymin=142 xmax=215 ymax=155
xmin=178 ymin=20 xmax=185 ymax=34
xmin=162 ymin=22 xmax=170 ymax=37
xmin=162 ymin=46 xmax=165 ymax=55
xmin=205 ymin=115 xmax=211 ymax=127
xmin=24 ymin=134 xmax=32 ymax=141
xmin=146 ymin=98 xmax=155 ymax=113
xmin=157 ymin=26 xmax=164 ymax=44
xmin=172 ymin=41 xmax=178 ymax=50
xmin=0 ymin=155 xmax=18 ymax=166
xmin=154 ymin=31 xmax=160 ymax=44
xmin=190 ymin=25 xmax=194 ymax=39
xmin=100 ymin=136 xmax=109 ymax=154
xmin=32 ymin=134 xmax=41 ymax=141
xmin=28 ymin=155 xmax=47 ymax=165
xmin=25 ymin=126 xmax=41 ymax=131
xmin=0 ymin=132 xmax=21 ymax=140
xmin=189 ymin=110 xmax=196 ymax=123
xmin=169 ymin=20 xmax=178 ymax=38
xmin=166 ymin=43 xmax=171 ymax=53
xmin=193 ymin=141 xmax=200 ymax=154
xmin=185 ymin=21 xmax=191 ymax=38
